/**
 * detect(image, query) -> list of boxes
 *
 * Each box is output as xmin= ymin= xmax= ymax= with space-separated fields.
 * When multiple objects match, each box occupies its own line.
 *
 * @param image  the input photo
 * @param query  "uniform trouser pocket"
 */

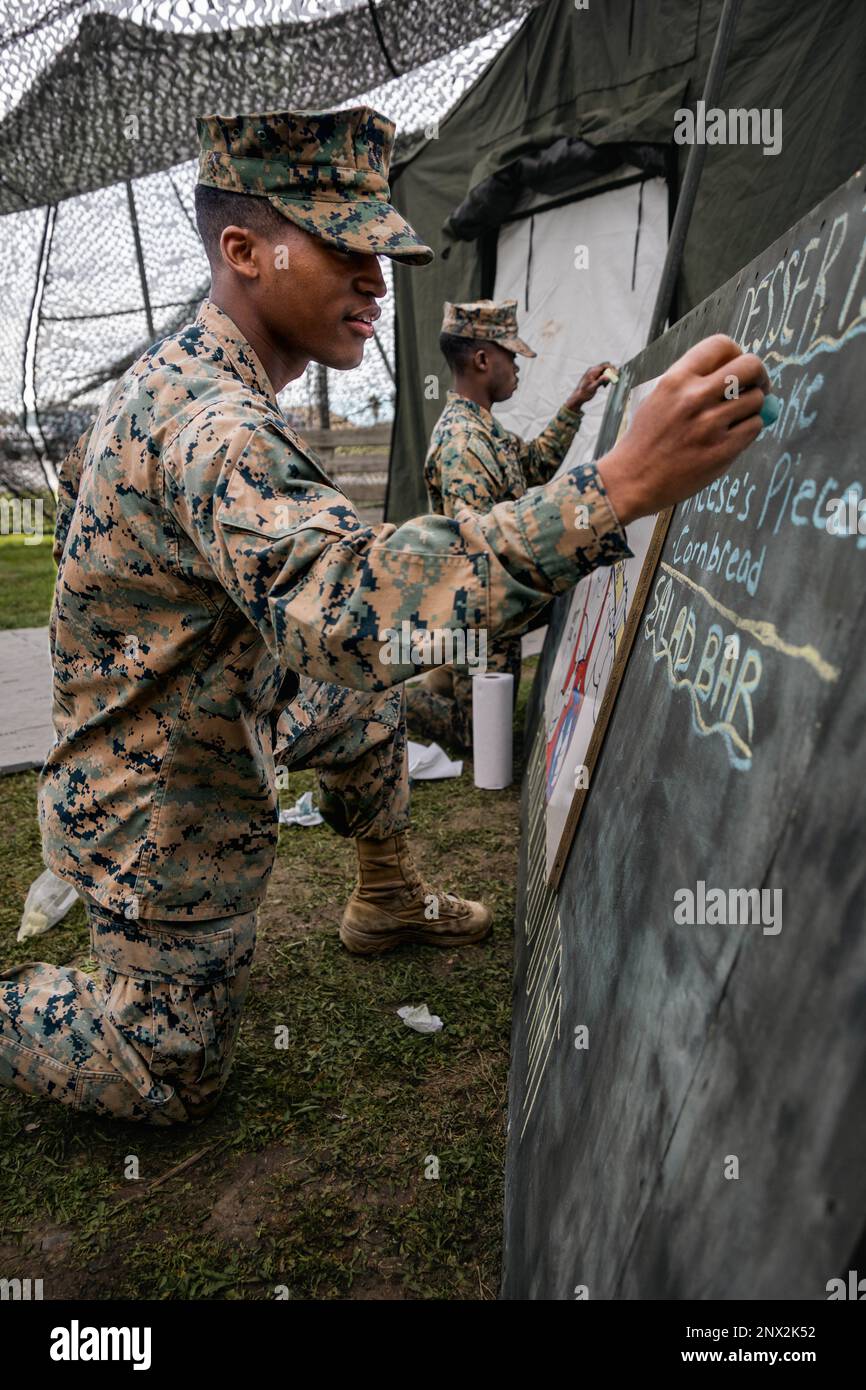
xmin=85 ymin=907 xmax=257 ymax=1122
xmin=101 ymin=967 xmax=228 ymax=1093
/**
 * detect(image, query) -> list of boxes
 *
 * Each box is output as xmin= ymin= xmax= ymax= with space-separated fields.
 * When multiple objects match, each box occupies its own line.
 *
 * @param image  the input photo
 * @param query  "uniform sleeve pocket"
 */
xmin=216 ymin=460 xmax=356 ymax=542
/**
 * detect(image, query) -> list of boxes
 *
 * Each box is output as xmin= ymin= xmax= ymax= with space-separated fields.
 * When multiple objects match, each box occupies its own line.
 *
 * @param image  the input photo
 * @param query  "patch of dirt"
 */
xmin=202 ymin=1146 xmax=308 ymax=1244
xmin=346 ymin=1267 xmax=411 ymax=1300
xmin=0 ymin=1232 xmax=102 ymax=1302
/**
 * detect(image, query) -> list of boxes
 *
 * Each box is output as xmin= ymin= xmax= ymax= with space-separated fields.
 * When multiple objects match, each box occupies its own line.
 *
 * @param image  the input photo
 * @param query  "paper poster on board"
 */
xmin=544 ymin=376 xmax=668 ymax=881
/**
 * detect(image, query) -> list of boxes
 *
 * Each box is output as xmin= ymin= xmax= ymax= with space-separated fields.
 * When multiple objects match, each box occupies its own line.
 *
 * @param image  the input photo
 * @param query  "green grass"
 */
xmin=0 ymin=667 xmax=536 ymax=1300
xmin=0 ymin=533 xmax=56 ymax=629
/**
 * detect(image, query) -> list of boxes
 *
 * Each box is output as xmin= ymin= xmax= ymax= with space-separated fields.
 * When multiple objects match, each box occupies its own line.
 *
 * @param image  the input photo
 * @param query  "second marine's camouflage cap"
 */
xmin=441 ymin=299 xmax=537 ymax=357
xmin=196 ymin=106 xmax=433 ymax=265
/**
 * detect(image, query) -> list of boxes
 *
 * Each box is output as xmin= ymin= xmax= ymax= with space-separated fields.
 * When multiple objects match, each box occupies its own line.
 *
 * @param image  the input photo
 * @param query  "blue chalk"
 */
xmin=759 ymin=393 xmax=781 ymax=427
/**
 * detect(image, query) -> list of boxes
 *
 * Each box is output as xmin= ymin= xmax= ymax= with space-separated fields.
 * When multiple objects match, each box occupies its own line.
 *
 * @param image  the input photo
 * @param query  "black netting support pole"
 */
xmin=32 ymin=203 xmax=58 ymax=492
xmin=316 ymin=364 xmax=331 ymax=430
xmin=372 ymin=326 xmax=395 ymax=383
xmin=21 ymin=202 xmax=58 ymax=497
xmin=366 ymin=0 xmax=401 ymax=78
xmin=20 ymin=206 xmax=50 ymax=465
xmin=68 ymin=285 xmax=209 ymax=403
xmin=126 ymin=179 xmax=155 ymax=342
xmin=168 ymin=173 xmax=199 ymax=237
xmin=646 ymin=0 xmax=743 ymax=346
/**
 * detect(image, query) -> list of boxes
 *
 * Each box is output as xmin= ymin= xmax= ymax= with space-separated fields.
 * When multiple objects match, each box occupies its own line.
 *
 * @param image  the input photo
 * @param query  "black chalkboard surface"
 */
xmin=503 ymin=168 xmax=866 ymax=1300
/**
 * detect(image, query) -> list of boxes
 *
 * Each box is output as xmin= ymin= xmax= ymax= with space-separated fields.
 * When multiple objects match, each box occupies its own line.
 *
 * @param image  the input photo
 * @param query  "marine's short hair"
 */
xmin=194 ymin=184 xmax=288 ymax=264
xmin=439 ymin=331 xmax=486 ymax=372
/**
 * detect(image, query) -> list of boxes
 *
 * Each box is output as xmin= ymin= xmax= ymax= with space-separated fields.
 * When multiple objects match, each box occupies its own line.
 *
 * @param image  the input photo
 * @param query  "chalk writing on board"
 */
xmin=644 ymin=563 xmax=839 ymax=770
xmin=638 ymin=208 xmax=864 ymax=767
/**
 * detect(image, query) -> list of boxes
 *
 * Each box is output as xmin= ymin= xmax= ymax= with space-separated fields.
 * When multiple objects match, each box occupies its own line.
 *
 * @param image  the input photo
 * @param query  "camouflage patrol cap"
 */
xmin=441 ymin=299 xmax=537 ymax=357
xmin=196 ymin=106 xmax=433 ymax=265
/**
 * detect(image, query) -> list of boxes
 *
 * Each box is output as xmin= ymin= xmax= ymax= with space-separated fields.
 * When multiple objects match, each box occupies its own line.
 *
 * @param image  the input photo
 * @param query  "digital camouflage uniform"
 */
xmin=0 ymin=111 xmax=629 ymax=1125
xmin=407 ymin=300 xmax=585 ymax=750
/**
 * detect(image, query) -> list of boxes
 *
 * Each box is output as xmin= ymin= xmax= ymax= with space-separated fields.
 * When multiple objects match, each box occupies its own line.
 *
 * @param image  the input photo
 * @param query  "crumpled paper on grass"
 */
xmin=407 ymin=740 xmax=462 ymax=781
xmin=397 ymin=1003 xmax=444 ymax=1034
xmin=278 ymin=790 xmax=324 ymax=828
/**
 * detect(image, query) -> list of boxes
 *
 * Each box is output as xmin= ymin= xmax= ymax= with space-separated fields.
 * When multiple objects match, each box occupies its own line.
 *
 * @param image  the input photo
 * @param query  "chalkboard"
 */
xmin=503 ymin=168 xmax=866 ymax=1300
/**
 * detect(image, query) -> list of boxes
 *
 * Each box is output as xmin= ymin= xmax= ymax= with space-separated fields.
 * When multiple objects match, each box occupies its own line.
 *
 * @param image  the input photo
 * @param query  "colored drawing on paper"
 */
xmin=543 ymin=377 xmax=660 ymax=878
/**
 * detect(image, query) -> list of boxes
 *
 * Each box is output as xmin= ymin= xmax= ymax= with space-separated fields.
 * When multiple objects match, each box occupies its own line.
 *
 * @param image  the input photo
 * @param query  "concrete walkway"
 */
xmin=0 ymin=626 xmax=53 ymax=775
xmin=521 ymin=627 xmax=547 ymax=659
xmin=0 ymin=625 xmax=549 ymax=778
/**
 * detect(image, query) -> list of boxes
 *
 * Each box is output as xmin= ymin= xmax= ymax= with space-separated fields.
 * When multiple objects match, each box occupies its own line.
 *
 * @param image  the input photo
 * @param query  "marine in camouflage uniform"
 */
xmin=0 ymin=109 xmax=630 ymax=1125
xmin=407 ymin=299 xmax=614 ymax=751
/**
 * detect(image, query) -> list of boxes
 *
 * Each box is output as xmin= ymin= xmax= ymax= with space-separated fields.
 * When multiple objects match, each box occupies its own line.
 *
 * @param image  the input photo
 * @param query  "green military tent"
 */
xmin=386 ymin=0 xmax=866 ymax=521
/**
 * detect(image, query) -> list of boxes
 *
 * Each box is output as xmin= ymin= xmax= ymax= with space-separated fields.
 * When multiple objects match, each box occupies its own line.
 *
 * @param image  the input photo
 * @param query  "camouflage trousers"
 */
xmin=0 ymin=678 xmax=408 ymax=1124
xmin=405 ymin=637 xmax=522 ymax=753
xmin=274 ymin=676 xmax=409 ymax=841
xmin=0 ymin=907 xmax=257 ymax=1125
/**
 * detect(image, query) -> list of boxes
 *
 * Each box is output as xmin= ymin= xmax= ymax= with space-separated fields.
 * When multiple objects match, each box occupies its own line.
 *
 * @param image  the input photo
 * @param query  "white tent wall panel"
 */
xmin=492 ymin=177 xmax=669 ymax=476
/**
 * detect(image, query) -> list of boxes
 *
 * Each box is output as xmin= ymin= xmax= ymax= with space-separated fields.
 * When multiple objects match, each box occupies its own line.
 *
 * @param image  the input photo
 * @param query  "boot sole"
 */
xmin=339 ymin=913 xmax=493 ymax=956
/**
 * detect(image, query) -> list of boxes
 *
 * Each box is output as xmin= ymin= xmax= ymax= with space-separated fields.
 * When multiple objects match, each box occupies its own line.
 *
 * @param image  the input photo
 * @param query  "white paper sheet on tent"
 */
xmin=492 ymin=176 xmax=669 ymax=474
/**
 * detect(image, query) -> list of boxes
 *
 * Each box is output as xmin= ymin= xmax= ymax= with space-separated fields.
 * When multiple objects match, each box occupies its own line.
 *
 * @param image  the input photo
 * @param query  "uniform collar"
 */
xmin=447 ymin=389 xmax=494 ymax=425
xmin=195 ymin=298 xmax=279 ymax=409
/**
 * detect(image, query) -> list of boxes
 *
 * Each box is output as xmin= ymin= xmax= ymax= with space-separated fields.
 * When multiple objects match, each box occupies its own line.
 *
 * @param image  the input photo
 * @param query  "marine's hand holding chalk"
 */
xmin=759 ymin=392 xmax=781 ymax=427
xmin=596 ymin=334 xmax=770 ymax=527
xmin=566 ymin=361 xmax=618 ymax=410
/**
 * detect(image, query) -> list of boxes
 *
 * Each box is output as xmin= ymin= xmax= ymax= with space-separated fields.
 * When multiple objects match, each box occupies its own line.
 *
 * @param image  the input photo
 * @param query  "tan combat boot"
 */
xmin=339 ymin=832 xmax=493 ymax=955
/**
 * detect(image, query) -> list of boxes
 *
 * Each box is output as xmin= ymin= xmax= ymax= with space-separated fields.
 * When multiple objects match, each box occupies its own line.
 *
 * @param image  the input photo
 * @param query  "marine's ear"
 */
xmin=218 ymin=224 xmax=262 ymax=280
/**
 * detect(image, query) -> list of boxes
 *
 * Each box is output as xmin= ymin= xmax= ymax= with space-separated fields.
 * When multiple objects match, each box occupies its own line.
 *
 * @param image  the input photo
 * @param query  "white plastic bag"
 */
xmin=17 ymin=869 xmax=79 ymax=942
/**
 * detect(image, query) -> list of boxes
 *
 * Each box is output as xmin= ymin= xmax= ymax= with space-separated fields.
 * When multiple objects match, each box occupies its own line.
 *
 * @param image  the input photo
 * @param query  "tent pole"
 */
xmin=646 ymin=0 xmax=743 ymax=345
xmin=315 ymin=363 xmax=331 ymax=429
xmin=31 ymin=204 xmax=58 ymax=496
xmin=365 ymin=0 xmax=401 ymax=77
xmin=372 ymin=326 xmax=395 ymax=382
xmin=126 ymin=179 xmax=156 ymax=342
xmin=68 ymin=285 xmax=209 ymax=403
xmin=21 ymin=202 xmax=59 ymax=498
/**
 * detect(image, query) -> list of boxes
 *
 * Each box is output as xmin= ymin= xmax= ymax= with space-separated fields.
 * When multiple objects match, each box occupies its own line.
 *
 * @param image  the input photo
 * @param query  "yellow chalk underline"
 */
xmin=659 ymin=563 xmax=840 ymax=683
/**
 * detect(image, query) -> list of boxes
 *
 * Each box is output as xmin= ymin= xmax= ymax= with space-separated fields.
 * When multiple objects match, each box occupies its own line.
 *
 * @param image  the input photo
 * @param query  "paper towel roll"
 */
xmin=472 ymin=672 xmax=514 ymax=789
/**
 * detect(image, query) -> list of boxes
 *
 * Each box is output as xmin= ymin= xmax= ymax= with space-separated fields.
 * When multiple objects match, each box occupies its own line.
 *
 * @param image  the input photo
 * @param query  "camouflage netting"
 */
xmin=0 ymin=0 xmax=536 ymax=494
